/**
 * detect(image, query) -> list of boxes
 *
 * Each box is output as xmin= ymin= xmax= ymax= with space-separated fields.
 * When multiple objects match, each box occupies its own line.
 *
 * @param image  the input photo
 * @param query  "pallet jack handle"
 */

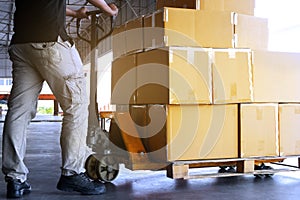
xmin=76 ymin=10 xmax=116 ymax=45
xmin=76 ymin=10 xmax=116 ymax=131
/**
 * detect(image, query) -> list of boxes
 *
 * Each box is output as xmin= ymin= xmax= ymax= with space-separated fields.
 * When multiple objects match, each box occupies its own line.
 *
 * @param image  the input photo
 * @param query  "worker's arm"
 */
xmin=66 ymin=7 xmax=88 ymax=18
xmin=87 ymin=0 xmax=118 ymax=16
xmin=66 ymin=0 xmax=118 ymax=19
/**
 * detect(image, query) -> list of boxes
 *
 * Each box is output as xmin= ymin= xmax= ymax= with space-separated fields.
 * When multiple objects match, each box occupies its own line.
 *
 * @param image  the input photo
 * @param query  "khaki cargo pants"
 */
xmin=2 ymin=37 xmax=90 ymax=182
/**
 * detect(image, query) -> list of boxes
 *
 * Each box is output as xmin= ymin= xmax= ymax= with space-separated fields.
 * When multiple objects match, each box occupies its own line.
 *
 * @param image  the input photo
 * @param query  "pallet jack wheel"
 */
xmin=85 ymin=154 xmax=100 ymax=180
xmin=96 ymin=154 xmax=119 ymax=182
xmin=254 ymin=163 xmax=274 ymax=178
xmin=218 ymin=166 xmax=236 ymax=173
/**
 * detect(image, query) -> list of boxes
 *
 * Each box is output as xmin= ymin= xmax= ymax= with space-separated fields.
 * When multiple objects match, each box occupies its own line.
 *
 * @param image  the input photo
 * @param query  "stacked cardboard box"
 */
xmin=112 ymin=0 xmax=267 ymax=58
xmin=111 ymin=0 xmax=300 ymax=162
xmin=156 ymin=0 xmax=255 ymax=16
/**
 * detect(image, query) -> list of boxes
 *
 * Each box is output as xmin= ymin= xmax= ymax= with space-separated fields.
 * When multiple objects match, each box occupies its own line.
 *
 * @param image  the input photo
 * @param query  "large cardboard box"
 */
xmin=125 ymin=16 xmax=144 ymax=54
xmin=195 ymin=11 xmax=268 ymax=49
xmin=144 ymin=7 xmax=197 ymax=50
xmin=156 ymin=0 xmax=255 ymax=15
xmin=167 ymin=104 xmax=238 ymax=161
xmin=111 ymin=54 xmax=137 ymax=104
xmin=156 ymin=0 xmax=200 ymax=10
xmin=199 ymin=0 xmax=255 ymax=15
xmin=112 ymin=47 xmax=255 ymax=105
xmin=112 ymin=24 xmax=126 ymax=60
xmin=252 ymin=51 xmax=300 ymax=102
xmin=212 ymin=49 xmax=253 ymax=104
xmin=279 ymin=104 xmax=300 ymax=156
xmin=136 ymin=47 xmax=212 ymax=104
xmin=235 ymin=13 xmax=269 ymax=50
xmin=115 ymin=104 xmax=238 ymax=162
xmin=240 ymin=103 xmax=279 ymax=158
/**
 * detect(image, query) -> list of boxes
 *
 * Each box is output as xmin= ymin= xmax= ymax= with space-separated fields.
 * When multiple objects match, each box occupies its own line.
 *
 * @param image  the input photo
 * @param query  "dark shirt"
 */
xmin=11 ymin=0 xmax=69 ymax=45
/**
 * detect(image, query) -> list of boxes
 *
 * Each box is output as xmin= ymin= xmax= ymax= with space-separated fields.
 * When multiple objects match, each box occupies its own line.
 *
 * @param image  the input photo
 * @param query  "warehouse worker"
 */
xmin=2 ymin=0 xmax=118 ymax=198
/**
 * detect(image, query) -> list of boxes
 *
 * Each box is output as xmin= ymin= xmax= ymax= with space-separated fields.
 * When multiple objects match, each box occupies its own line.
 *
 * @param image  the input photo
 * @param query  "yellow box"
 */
xmin=112 ymin=48 xmax=255 ymax=105
xmin=116 ymin=104 xmax=238 ymax=162
xmin=167 ymin=104 xmax=238 ymax=161
xmin=240 ymin=103 xmax=279 ymax=158
xmin=212 ymin=49 xmax=252 ymax=104
xmin=156 ymin=0 xmax=200 ymax=10
xmin=125 ymin=16 xmax=144 ymax=54
xmin=235 ymin=13 xmax=269 ymax=50
xmin=111 ymin=54 xmax=137 ymax=104
xmin=279 ymin=104 xmax=300 ymax=156
xmin=136 ymin=47 xmax=212 ymax=104
xmin=252 ymin=51 xmax=300 ymax=102
xmin=112 ymin=24 xmax=126 ymax=60
xmin=199 ymin=0 xmax=255 ymax=15
xmin=195 ymin=11 xmax=268 ymax=49
xmin=144 ymin=7 xmax=197 ymax=50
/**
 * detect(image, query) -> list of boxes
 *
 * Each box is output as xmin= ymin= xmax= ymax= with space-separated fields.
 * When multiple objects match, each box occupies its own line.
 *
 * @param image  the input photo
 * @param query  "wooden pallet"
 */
xmin=166 ymin=157 xmax=300 ymax=179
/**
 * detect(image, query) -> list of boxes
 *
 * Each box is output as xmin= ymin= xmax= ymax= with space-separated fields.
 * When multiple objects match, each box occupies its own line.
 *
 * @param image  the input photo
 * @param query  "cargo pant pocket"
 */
xmin=30 ymin=42 xmax=61 ymax=66
xmin=64 ymin=73 xmax=88 ymax=104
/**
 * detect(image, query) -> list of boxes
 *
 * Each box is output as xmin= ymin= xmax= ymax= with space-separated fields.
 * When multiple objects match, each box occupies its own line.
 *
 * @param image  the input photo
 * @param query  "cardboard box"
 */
xmin=136 ymin=47 xmax=212 ymax=104
xmin=212 ymin=49 xmax=253 ymax=104
xmin=112 ymin=47 xmax=255 ymax=105
xmin=156 ymin=0 xmax=200 ymax=10
xmin=144 ymin=7 xmax=197 ymax=50
xmin=112 ymin=24 xmax=126 ymax=60
xmin=114 ymin=104 xmax=237 ymax=162
xmin=235 ymin=13 xmax=269 ymax=50
xmin=240 ymin=103 xmax=279 ymax=158
xmin=111 ymin=54 xmax=137 ymax=104
xmin=279 ymin=104 xmax=300 ymax=156
xmin=156 ymin=0 xmax=255 ymax=15
xmin=167 ymin=104 xmax=238 ymax=161
xmin=195 ymin=11 xmax=268 ymax=49
xmin=125 ymin=16 xmax=144 ymax=54
xmin=252 ymin=51 xmax=300 ymax=102
xmin=199 ymin=0 xmax=255 ymax=15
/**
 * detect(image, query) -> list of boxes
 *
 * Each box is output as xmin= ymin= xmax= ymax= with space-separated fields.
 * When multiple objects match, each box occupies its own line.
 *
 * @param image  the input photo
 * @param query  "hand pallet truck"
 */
xmin=76 ymin=9 xmax=300 ymax=183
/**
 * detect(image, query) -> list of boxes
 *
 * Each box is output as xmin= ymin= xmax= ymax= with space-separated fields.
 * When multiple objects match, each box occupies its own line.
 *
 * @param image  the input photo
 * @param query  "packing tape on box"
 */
xmin=231 ymin=12 xmax=238 ymax=25
xmin=196 ymin=0 xmax=200 ymax=10
xmin=187 ymin=48 xmax=195 ymax=65
xmin=295 ymin=107 xmax=300 ymax=114
xmin=164 ymin=8 xmax=168 ymax=22
xmin=231 ymin=83 xmax=237 ymax=98
xmin=152 ymin=12 xmax=155 ymax=27
xmin=227 ymin=49 xmax=236 ymax=59
xmin=169 ymin=49 xmax=174 ymax=63
xmin=256 ymin=107 xmax=263 ymax=120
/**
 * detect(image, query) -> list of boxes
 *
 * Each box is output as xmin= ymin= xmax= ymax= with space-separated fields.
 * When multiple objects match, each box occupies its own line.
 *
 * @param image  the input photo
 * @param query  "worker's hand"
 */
xmin=87 ymin=0 xmax=119 ymax=17
xmin=66 ymin=7 xmax=89 ymax=18
xmin=108 ymin=3 xmax=118 ymax=17
xmin=75 ymin=7 xmax=89 ymax=19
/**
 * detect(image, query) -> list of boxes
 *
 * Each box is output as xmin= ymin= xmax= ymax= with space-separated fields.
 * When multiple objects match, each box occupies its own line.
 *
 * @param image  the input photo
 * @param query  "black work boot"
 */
xmin=6 ymin=179 xmax=31 ymax=198
xmin=56 ymin=172 xmax=106 ymax=195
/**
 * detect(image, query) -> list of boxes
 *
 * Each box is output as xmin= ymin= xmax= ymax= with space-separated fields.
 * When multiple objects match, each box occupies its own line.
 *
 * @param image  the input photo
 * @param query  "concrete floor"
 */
xmin=1 ymin=115 xmax=300 ymax=199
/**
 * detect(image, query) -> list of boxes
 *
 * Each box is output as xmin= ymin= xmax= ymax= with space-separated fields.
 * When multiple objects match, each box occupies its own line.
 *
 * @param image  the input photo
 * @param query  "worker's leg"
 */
xmin=2 ymin=44 xmax=44 ymax=183
xmin=34 ymin=39 xmax=105 ymax=195
xmin=33 ymin=39 xmax=90 ymax=176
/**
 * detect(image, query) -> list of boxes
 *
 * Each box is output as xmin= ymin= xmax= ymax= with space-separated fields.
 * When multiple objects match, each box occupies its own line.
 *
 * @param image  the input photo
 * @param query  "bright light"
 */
xmin=255 ymin=0 xmax=300 ymax=52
